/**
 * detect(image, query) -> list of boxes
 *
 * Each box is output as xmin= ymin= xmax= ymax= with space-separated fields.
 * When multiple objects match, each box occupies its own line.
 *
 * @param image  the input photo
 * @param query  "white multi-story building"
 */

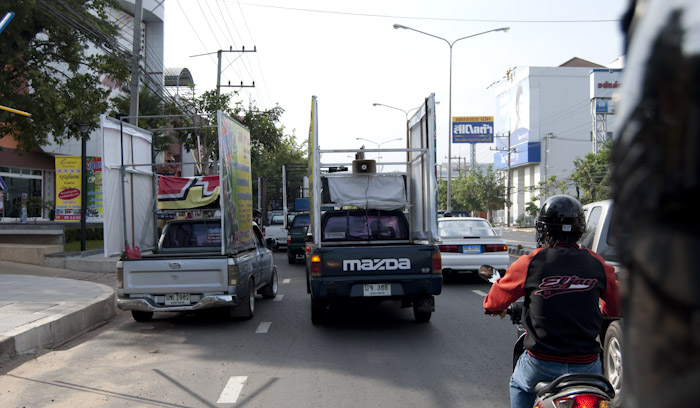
xmin=491 ymin=57 xmax=622 ymax=225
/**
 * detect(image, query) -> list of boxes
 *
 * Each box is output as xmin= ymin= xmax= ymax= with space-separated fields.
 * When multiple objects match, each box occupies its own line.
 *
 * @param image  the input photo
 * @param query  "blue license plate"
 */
xmin=462 ymin=245 xmax=482 ymax=254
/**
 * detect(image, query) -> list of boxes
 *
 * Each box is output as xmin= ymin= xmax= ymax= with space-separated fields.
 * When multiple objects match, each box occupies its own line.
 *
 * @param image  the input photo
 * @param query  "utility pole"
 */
xmin=491 ymin=131 xmax=512 ymax=226
xmin=128 ymin=0 xmax=143 ymax=126
xmin=215 ymin=47 xmax=257 ymax=98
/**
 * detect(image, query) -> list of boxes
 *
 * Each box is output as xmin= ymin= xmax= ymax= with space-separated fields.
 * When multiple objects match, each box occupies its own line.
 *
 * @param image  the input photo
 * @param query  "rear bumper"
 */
xmin=310 ymin=274 xmax=442 ymax=299
xmin=117 ymin=294 xmax=239 ymax=313
xmin=287 ymin=244 xmax=305 ymax=256
xmin=440 ymin=252 xmax=509 ymax=273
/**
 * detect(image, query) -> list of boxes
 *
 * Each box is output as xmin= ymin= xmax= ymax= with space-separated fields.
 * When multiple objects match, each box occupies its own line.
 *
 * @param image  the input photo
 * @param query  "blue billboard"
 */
xmin=452 ymin=116 xmax=494 ymax=143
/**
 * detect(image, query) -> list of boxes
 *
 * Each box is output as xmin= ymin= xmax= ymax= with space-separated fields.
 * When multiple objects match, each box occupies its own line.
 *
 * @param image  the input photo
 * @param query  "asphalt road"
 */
xmin=0 ymin=251 xmax=520 ymax=408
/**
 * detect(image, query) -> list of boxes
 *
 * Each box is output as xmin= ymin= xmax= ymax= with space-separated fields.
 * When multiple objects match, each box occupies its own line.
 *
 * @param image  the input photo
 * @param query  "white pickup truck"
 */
xmin=581 ymin=199 xmax=624 ymax=408
xmin=116 ymin=218 xmax=278 ymax=322
xmin=263 ymin=212 xmax=289 ymax=249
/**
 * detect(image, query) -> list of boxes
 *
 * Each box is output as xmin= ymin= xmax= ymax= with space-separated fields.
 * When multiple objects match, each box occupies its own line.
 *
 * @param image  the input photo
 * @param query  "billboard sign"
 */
xmin=218 ymin=111 xmax=253 ymax=253
xmin=54 ymin=157 xmax=82 ymax=221
xmin=595 ymin=99 xmax=614 ymax=114
xmin=452 ymin=116 xmax=494 ymax=143
xmin=494 ymin=76 xmax=533 ymax=170
xmin=590 ymin=69 xmax=622 ymax=99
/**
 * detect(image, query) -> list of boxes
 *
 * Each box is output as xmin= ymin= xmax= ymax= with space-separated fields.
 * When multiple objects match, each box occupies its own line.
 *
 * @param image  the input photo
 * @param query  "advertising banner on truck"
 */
xmin=157 ymin=175 xmax=220 ymax=209
xmin=218 ymin=111 xmax=253 ymax=253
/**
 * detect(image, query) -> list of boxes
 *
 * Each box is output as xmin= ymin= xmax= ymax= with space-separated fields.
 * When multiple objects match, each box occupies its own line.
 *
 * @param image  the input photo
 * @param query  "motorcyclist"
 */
xmin=483 ymin=194 xmax=620 ymax=408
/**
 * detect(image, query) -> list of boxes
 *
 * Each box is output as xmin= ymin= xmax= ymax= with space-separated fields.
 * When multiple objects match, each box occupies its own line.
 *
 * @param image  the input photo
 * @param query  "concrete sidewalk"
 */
xmin=0 ymin=258 xmax=118 ymax=364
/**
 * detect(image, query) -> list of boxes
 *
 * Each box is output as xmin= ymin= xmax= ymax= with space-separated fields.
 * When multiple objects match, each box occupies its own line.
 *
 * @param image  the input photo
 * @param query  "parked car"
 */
xmin=581 ymin=199 xmax=624 ymax=408
xmin=287 ymin=212 xmax=310 ymax=264
xmin=437 ymin=217 xmax=509 ymax=279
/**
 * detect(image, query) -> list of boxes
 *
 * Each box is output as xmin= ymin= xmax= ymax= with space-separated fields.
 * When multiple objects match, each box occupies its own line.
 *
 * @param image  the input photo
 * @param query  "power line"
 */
xmin=237 ymin=2 xmax=621 ymax=24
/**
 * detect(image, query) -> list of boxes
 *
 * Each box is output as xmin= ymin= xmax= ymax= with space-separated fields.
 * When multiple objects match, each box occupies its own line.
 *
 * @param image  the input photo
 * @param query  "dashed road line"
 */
xmin=217 ymin=376 xmax=247 ymax=404
xmin=256 ymin=321 xmax=272 ymax=334
xmin=273 ymin=295 xmax=284 ymax=301
xmin=283 ymin=278 xmax=291 ymax=284
xmin=472 ymin=289 xmax=489 ymax=297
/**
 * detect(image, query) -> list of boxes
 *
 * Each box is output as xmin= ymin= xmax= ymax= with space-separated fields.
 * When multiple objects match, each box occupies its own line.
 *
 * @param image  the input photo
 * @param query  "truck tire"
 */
xmin=132 ymin=311 xmax=153 ymax=322
xmin=230 ymin=277 xmax=255 ymax=320
xmin=259 ymin=268 xmax=278 ymax=299
xmin=413 ymin=308 xmax=432 ymax=323
xmin=288 ymin=254 xmax=296 ymax=264
xmin=311 ymin=298 xmax=327 ymax=325
xmin=603 ymin=321 xmax=623 ymax=407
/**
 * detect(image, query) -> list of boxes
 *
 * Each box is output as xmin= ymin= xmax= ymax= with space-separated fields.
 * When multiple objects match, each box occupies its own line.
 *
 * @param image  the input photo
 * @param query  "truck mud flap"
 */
xmin=413 ymin=295 xmax=435 ymax=312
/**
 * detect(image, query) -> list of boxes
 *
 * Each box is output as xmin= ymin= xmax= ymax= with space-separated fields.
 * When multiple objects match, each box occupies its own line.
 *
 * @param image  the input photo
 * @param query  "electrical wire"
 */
xmin=237 ymin=2 xmax=621 ymax=24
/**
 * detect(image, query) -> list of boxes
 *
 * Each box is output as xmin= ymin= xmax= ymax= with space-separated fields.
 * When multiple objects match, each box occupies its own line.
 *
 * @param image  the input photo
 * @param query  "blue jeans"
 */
xmin=510 ymin=352 xmax=602 ymax=408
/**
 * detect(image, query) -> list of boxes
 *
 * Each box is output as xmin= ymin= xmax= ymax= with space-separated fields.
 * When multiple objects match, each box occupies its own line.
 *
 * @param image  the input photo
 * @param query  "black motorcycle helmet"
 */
xmin=535 ymin=195 xmax=585 ymax=246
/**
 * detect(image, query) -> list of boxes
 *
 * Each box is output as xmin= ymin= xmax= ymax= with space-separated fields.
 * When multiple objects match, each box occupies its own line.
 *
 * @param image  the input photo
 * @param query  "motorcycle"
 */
xmin=479 ymin=265 xmax=616 ymax=408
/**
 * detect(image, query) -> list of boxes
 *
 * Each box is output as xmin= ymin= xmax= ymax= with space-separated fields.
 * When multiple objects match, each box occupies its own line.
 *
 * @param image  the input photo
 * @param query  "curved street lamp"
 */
xmin=393 ymin=24 xmax=509 ymax=211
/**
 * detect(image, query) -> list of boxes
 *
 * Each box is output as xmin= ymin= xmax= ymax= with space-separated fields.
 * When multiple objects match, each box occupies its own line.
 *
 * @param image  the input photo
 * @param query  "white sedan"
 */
xmin=437 ymin=217 xmax=509 ymax=277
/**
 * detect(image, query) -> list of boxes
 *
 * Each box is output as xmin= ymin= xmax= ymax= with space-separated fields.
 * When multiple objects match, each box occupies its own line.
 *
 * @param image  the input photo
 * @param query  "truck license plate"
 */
xmin=363 ymin=283 xmax=391 ymax=297
xmin=462 ymin=245 xmax=482 ymax=254
xmin=165 ymin=294 xmax=190 ymax=305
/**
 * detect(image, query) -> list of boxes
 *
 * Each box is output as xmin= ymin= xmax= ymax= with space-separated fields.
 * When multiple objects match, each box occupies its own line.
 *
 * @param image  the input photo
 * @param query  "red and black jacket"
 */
xmin=484 ymin=245 xmax=620 ymax=362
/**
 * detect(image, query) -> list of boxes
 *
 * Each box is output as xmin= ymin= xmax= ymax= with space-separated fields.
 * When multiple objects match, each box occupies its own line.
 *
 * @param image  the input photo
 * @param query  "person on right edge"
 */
xmin=483 ymin=194 xmax=620 ymax=408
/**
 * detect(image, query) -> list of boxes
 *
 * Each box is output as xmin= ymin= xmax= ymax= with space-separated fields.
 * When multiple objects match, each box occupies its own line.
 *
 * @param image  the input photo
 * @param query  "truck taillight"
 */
xmin=432 ymin=251 xmax=442 ymax=274
xmin=305 ymin=243 xmax=311 ymax=254
xmin=310 ymin=254 xmax=322 ymax=276
xmin=438 ymin=245 xmax=459 ymax=253
xmin=116 ymin=262 xmax=123 ymax=289
xmin=287 ymin=234 xmax=292 ymax=245
xmin=485 ymin=244 xmax=508 ymax=252
xmin=228 ymin=263 xmax=239 ymax=286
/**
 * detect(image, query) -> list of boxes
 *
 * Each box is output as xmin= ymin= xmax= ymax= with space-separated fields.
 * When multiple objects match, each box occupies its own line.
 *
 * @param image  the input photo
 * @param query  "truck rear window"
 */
xmin=322 ymin=211 xmax=407 ymax=241
xmin=161 ymin=221 xmax=222 ymax=248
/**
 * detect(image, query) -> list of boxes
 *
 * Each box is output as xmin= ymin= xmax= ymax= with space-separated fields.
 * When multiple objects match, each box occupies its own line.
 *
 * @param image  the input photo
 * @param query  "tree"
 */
xmin=570 ymin=141 xmax=613 ymax=204
xmin=0 ymin=0 xmax=130 ymax=150
xmin=111 ymin=86 xmax=178 ymax=153
xmin=437 ymin=166 xmax=506 ymax=220
xmin=522 ymin=175 xmax=569 ymax=225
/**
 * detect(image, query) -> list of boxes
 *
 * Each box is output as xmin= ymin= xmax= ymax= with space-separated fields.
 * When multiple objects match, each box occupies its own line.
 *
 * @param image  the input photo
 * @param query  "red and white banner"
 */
xmin=157 ymin=175 xmax=220 ymax=210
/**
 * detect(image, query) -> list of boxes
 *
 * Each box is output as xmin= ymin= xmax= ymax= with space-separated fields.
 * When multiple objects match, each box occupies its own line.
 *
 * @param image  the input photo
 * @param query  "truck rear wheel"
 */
xmin=413 ymin=308 xmax=432 ymax=323
xmin=230 ymin=277 xmax=255 ymax=319
xmin=132 ymin=311 xmax=153 ymax=322
xmin=259 ymin=268 xmax=278 ymax=299
xmin=288 ymin=254 xmax=296 ymax=264
xmin=311 ymin=298 xmax=327 ymax=325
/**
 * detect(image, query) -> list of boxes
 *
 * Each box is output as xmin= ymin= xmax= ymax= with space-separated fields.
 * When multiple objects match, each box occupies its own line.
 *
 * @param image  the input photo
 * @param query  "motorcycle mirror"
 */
xmin=478 ymin=265 xmax=501 ymax=283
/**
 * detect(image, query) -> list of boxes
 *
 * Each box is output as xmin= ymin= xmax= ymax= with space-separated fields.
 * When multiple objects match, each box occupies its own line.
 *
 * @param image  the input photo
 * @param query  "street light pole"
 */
xmin=393 ymin=24 xmax=509 ymax=212
xmin=76 ymin=123 xmax=91 ymax=252
xmin=372 ymin=103 xmax=421 ymax=146
xmin=356 ymin=137 xmax=402 ymax=170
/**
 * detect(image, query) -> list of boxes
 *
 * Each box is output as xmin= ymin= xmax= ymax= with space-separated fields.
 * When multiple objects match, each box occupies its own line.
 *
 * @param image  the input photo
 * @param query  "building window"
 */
xmin=0 ymin=167 xmax=45 ymax=218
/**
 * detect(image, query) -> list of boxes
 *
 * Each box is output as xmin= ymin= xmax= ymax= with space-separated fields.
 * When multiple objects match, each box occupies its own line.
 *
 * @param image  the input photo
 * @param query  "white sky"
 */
xmin=162 ymin=0 xmax=629 ymax=166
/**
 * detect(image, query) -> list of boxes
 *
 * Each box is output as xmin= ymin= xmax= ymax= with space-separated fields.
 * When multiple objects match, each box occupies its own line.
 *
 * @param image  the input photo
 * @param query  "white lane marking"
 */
xmin=472 ymin=290 xmax=489 ymax=297
xmin=255 ymin=322 xmax=272 ymax=334
xmin=273 ymin=295 xmax=284 ymax=302
xmin=283 ymin=278 xmax=291 ymax=284
xmin=217 ymin=376 xmax=247 ymax=404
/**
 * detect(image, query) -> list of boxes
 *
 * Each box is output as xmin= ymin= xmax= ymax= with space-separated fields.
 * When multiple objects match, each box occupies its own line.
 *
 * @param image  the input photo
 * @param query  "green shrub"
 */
xmin=64 ymin=227 xmax=104 ymax=243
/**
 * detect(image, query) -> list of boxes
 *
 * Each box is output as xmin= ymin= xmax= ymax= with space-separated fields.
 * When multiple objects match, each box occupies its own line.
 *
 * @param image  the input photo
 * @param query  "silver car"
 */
xmin=437 ymin=217 xmax=509 ymax=278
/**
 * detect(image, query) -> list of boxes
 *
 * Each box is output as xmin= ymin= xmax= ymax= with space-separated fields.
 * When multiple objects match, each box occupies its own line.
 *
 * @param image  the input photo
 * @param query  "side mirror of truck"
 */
xmin=478 ymin=265 xmax=501 ymax=283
